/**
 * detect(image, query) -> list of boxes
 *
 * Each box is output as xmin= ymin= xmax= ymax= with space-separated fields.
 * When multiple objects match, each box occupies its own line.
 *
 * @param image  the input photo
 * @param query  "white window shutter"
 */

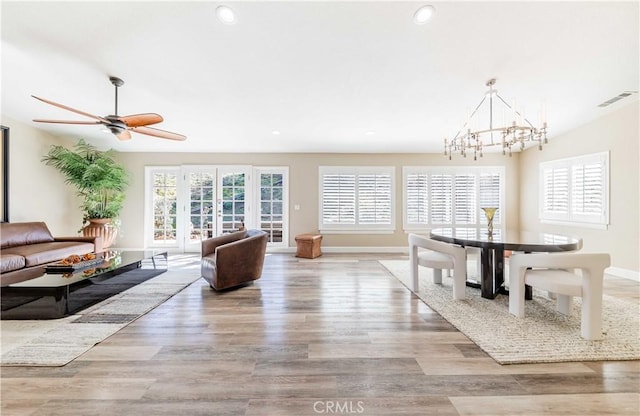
xmin=320 ymin=167 xmax=395 ymax=232
xmin=454 ymin=174 xmax=476 ymax=225
xmin=539 ymin=152 xmax=608 ymax=227
xmin=430 ymin=174 xmax=453 ymax=224
xmin=479 ymin=172 xmax=502 ymax=225
xmin=322 ymin=174 xmax=356 ymax=225
xmin=406 ymin=173 xmax=428 ymax=226
xmin=358 ymin=174 xmax=392 ymax=225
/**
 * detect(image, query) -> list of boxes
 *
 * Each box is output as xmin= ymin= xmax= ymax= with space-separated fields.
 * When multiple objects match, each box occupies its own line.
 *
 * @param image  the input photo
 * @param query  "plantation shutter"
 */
xmin=571 ymin=158 xmax=606 ymax=224
xmin=406 ymin=173 xmax=429 ymax=226
xmin=454 ymin=174 xmax=476 ymax=224
xmin=430 ymin=174 xmax=453 ymax=225
xmin=358 ymin=174 xmax=392 ymax=225
xmin=539 ymin=152 xmax=608 ymax=226
xmin=542 ymin=165 xmax=569 ymax=218
xmin=321 ymin=174 xmax=356 ymax=225
xmin=320 ymin=167 xmax=395 ymax=231
xmin=479 ymin=172 xmax=502 ymax=225
xmin=403 ymin=167 xmax=504 ymax=230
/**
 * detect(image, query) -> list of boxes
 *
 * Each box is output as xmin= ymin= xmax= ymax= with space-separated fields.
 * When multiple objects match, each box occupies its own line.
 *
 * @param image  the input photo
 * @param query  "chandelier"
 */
xmin=444 ymin=78 xmax=548 ymax=160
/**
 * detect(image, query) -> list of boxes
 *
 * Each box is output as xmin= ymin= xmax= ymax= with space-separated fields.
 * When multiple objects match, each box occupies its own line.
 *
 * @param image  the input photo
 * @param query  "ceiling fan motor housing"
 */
xmin=105 ymin=117 xmax=127 ymax=134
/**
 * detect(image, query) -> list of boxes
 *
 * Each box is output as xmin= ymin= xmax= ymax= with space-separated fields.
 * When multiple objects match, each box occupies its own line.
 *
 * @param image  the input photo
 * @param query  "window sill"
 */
xmin=319 ymin=229 xmax=395 ymax=235
xmin=540 ymin=219 xmax=609 ymax=230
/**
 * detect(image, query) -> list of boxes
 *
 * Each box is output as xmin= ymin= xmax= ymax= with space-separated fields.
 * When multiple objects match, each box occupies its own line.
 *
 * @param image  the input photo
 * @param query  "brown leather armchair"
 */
xmin=201 ymin=229 xmax=268 ymax=290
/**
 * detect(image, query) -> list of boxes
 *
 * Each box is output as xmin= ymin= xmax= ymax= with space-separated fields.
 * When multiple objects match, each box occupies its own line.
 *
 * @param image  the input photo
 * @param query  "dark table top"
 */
xmin=9 ymin=250 xmax=167 ymax=288
xmin=429 ymin=228 xmax=582 ymax=252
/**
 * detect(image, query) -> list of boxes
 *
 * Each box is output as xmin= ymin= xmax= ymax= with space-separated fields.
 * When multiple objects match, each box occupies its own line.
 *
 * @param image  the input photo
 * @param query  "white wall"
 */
xmin=519 ymin=100 xmax=639 ymax=273
xmin=1 ymin=115 xmax=81 ymax=235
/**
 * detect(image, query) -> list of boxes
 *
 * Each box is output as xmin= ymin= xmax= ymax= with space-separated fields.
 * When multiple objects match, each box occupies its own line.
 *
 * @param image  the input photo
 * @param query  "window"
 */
xmin=539 ymin=152 xmax=609 ymax=227
xmin=403 ymin=166 xmax=504 ymax=230
xmin=319 ymin=166 xmax=395 ymax=233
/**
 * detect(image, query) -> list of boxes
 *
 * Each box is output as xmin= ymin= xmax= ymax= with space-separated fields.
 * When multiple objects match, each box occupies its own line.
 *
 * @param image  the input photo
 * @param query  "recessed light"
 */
xmin=365 ymin=131 xmax=376 ymax=136
xmin=271 ymin=130 xmax=281 ymax=135
xmin=414 ymin=5 xmax=435 ymax=24
xmin=216 ymin=5 xmax=236 ymax=25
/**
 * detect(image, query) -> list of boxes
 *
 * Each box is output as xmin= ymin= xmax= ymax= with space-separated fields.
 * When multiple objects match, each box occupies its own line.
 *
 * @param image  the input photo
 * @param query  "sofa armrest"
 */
xmin=54 ymin=236 xmax=104 ymax=253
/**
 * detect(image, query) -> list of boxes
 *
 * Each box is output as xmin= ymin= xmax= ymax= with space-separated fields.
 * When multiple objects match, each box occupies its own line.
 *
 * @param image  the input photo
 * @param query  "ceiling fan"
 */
xmin=32 ymin=76 xmax=186 ymax=141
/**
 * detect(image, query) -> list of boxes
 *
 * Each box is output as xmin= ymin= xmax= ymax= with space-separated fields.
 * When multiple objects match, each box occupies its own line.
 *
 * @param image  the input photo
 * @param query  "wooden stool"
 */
xmin=295 ymin=233 xmax=323 ymax=259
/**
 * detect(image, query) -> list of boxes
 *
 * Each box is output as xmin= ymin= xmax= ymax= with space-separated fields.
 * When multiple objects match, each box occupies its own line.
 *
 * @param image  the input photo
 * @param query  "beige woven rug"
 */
xmin=1 ymin=255 xmax=201 ymax=366
xmin=380 ymin=259 xmax=640 ymax=365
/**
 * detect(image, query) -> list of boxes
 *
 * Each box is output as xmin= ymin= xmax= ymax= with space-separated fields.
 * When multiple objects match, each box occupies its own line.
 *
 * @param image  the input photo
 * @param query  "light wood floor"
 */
xmin=1 ymin=253 xmax=639 ymax=415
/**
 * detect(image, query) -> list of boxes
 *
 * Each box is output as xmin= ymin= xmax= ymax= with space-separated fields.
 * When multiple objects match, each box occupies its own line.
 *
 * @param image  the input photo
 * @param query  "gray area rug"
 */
xmin=380 ymin=259 xmax=640 ymax=365
xmin=1 ymin=255 xmax=201 ymax=366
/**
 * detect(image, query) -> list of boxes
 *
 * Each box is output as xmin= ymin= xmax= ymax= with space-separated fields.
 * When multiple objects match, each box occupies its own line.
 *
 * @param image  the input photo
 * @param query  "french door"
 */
xmin=147 ymin=165 xmax=287 ymax=252
xmin=183 ymin=166 xmax=251 ymax=252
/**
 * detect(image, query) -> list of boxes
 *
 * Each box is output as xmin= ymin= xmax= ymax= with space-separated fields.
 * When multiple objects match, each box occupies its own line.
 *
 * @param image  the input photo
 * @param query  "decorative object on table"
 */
xmin=45 ymin=253 xmax=104 ymax=274
xmin=42 ymin=139 xmax=129 ymax=248
xmin=481 ymin=207 xmax=498 ymax=237
xmin=32 ymin=76 xmax=186 ymax=142
xmin=444 ymin=78 xmax=548 ymax=160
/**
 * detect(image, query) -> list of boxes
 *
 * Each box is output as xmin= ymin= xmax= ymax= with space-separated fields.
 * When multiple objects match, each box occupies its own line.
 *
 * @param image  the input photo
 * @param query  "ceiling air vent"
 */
xmin=597 ymin=91 xmax=638 ymax=107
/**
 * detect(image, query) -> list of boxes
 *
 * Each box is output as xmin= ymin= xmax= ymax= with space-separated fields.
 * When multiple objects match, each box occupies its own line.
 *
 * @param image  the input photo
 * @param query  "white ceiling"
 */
xmin=1 ymin=1 xmax=638 ymax=153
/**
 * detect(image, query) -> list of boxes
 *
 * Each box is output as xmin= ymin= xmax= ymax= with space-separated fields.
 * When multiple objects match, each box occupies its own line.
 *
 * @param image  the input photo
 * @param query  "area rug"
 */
xmin=380 ymin=259 xmax=640 ymax=365
xmin=1 ymin=255 xmax=201 ymax=366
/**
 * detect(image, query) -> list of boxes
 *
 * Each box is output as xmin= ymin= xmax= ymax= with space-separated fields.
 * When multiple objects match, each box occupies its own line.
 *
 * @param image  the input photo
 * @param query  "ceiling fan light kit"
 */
xmin=444 ymin=78 xmax=548 ymax=161
xmin=32 ymin=76 xmax=187 ymax=142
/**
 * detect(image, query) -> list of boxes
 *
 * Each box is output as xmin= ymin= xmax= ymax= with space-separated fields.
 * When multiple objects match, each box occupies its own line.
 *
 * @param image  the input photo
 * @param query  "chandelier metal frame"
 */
xmin=444 ymin=78 xmax=548 ymax=160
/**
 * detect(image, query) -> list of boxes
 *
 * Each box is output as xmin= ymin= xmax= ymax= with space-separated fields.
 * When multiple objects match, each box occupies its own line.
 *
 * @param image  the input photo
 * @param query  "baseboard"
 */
xmin=606 ymin=267 xmax=640 ymax=282
xmin=268 ymin=246 xmax=409 ymax=254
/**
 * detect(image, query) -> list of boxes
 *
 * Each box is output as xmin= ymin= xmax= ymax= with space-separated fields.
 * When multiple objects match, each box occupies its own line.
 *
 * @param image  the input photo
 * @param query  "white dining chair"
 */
xmin=408 ymin=233 xmax=467 ymax=300
xmin=508 ymin=252 xmax=611 ymax=340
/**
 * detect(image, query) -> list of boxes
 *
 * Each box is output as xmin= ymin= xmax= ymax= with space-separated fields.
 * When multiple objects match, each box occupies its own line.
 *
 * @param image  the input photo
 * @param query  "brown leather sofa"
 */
xmin=0 ymin=222 xmax=102 ymax=286
xmin=201 ymin=229 xmax=268 ymax=290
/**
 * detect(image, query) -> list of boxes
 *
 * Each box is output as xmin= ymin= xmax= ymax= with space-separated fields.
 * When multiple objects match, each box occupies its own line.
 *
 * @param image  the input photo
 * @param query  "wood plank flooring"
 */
xmin=2 ymin=253 xmax=638 ymax=415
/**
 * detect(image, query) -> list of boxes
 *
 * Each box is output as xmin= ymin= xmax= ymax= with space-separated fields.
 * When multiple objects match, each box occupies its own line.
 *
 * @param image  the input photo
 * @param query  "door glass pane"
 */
xmin=259 ymin=172 xmax=284 ymax=243
xmin=152 ymin=171 xmax=178 ymax=245
xmin=220 ymin=172 xmax=246 ymax=233
xmin=189 ymin=172 xmax=216 ymax=242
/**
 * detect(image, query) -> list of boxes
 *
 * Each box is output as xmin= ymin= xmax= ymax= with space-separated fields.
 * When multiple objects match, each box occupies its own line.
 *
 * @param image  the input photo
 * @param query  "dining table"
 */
xmin=429 ymin=228 xmax=583 ymax=299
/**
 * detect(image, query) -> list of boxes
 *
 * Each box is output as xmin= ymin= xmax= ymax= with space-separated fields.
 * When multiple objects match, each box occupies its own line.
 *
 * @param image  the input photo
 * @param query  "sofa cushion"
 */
xmin=2 ymin=241 xmax=95 ymax=267
xmin=0 ymin=222 xmax=54 ymax=248
xmin=0 ymin=254 xmax=26 ymax=273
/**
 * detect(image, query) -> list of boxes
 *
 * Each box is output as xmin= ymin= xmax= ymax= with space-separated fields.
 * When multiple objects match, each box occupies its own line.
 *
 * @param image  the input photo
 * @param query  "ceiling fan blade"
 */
xmin=132 ymin=126 xmax=186 ymax=141
xmin=117 ymin=113 xmax=164 ymax=127
xmin=116 ymin=130 xmax=132 ymax=141
xmin=32 ymin=95 xmax=109 ymax=123
xmin=32 ymin=119 xmax=102 ymax=125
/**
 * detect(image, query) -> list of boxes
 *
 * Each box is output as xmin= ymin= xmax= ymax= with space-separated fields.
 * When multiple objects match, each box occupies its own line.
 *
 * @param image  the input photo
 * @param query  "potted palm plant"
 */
xmin=42 ymin=139 xmax=129 ymax=248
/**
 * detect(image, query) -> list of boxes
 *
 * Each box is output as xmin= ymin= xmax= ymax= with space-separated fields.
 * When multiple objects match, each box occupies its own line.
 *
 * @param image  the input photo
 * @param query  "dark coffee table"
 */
xmin=1 ymin=250 xmax=168 ymax=319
